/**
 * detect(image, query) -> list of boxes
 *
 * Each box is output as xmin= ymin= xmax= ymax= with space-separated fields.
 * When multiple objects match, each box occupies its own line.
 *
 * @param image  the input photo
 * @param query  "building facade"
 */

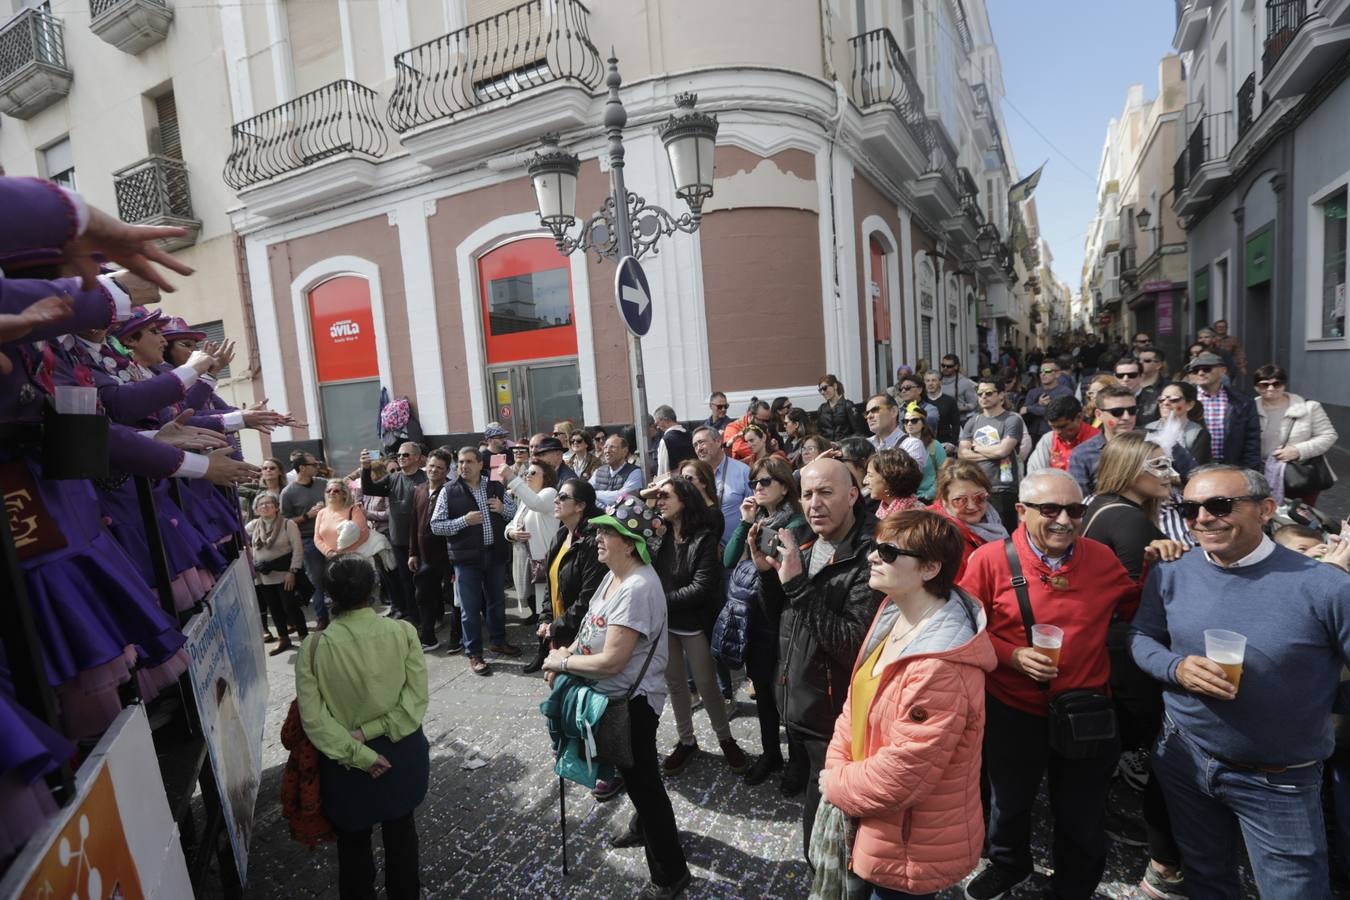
xmin=1172 ymin=0 xmax=1350 ymax=431
xmin=0 ymin=0 xmax=263 ymax=457
xmin=3 ymin=0 xmax=1043 ymax=470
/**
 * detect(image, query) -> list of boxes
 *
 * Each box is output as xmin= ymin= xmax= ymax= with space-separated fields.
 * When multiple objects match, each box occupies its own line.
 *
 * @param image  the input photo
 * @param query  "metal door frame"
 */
xmin=486 ymin=354 xmax=581 ymax=441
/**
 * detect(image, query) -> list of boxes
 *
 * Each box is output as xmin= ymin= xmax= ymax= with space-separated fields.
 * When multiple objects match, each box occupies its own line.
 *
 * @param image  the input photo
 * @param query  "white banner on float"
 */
xmin=184 ymin=556 xmax=268 ymax=884
xmin=2 ymin=705 xmax=193 ymax=899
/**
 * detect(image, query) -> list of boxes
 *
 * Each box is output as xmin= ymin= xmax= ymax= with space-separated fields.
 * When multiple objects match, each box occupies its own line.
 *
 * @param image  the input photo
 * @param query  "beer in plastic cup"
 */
xmin=1031 ymin=624 xmax=1063 ymax=669
xmin=1204 ymin=629 xmax=1246 ymax=693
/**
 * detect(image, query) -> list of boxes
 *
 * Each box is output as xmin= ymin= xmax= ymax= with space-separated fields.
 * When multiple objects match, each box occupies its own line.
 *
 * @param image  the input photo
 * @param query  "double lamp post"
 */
xmin=525 ymin=54 xmax=719 ymax=474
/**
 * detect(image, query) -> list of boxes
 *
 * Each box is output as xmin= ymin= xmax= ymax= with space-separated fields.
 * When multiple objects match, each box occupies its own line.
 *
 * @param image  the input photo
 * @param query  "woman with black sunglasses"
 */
xmin=816 ymin=374 xmax=865 ymax=442
xmin=722 ymin=457 xmax=812 ymax=791
xmin=903 ymin=402 xmax=947 ymax=502
xmin=525 ymin=478 xmax=606 ymax=674
xmin=565 ymin=429 xmax=601 ymax=481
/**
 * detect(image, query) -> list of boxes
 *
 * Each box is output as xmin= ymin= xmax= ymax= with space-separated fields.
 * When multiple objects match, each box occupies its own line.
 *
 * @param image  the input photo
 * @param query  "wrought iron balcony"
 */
xmin=1120 ymin=246 xmax=1138 ymax=283
xmin=0 ymin=9 xmax=72 ymax=119
xmin=1237 ymin=73 xmax=1256 ymax=139
xmin=1173 ymin=149 xmax=1188 ymax=201
xmin=849 ymin=28 xmax=933 ymax=155
xmin=958 ymin=167 xmax=983 ymax=225
xmin=1263 ymin=0 xmax=1309 ymax=75
xmin=1188 ymin=111 xmax=1232 ymax=173
xmin=113 ymin=156 xmax=199 ymax=251
xmin=223 ymin=79 xmax=388 ymax=191
xmin=387 ymin=0 xmax=602 ymax=134
xmin=89 ymin=0 xmax=171 ymax=54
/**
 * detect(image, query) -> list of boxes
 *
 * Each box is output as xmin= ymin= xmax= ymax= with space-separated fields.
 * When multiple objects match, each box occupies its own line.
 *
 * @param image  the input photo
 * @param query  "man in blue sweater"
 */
xmin=1129 ymin=464 xmax=1350 ymax=899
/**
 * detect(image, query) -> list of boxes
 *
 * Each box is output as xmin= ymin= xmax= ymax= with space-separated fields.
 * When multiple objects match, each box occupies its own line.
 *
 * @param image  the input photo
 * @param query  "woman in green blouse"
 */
xmin=296 ymin=556 xmax=429 ymax=900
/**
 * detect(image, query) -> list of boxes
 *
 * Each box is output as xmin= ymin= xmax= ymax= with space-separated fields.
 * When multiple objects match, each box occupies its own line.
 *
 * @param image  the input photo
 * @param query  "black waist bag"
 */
xmin=1003 ymin=540 xmax=1117 ymax=760
xmin=1047 ymin=689 xmax=1118 ymax=759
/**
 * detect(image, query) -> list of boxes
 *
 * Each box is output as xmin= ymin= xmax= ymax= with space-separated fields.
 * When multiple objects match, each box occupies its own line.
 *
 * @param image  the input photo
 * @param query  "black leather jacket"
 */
xmin=763 ymin=516 xmax=882 ymax=740
xmin=654 ymin=526 xmax=725 ymax=633
xmin=544 ymin=522 xmax=606 ymax=644
xmin=816 ymin=397 xmax=863 ymax=442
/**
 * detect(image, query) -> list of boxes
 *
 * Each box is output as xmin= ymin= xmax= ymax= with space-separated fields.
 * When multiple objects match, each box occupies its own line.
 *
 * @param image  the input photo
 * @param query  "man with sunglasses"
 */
xmin=1185 ymin=352 xmax=1260 ymax=470
xmin=703 ymin=391 xmax=733 ymax=432
xmin=864 ymin=393 xmax=926 ymax=467
xmin=361 ymin=442 xmax=427 ymax=623
xmin=1129 ymin=464 xmax=1350 ymax=898
xmin=960 ymin=469 xmax=1139 ymax=900
xmin=1114 ymin=356 xmax=1161 ymax=427
xmin=1021 ymin=360 xmax=1074 ymax=442
xmin=959 ymin=377 xmax=1025 ymax=531
xmin=1067 ymin=384 xmax=1140 ymax=495
xmin=939 ymin=354 xmax=978 ymax=423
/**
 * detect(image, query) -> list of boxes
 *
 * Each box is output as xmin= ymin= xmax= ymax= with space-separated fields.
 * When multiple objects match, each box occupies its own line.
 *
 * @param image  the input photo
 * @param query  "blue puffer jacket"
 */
xmin=711 ymin=558 xmax=760 ymax=668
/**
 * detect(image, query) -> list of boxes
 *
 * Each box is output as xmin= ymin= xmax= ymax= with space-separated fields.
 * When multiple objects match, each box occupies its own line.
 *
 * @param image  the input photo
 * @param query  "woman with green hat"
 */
xmin=541 ymin=495 xmax=692 ymax=899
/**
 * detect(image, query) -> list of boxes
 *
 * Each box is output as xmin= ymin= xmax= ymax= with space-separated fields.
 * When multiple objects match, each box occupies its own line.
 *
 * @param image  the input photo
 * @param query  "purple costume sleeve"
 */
xmin=0 ymin=275 xmax=115 ymax=343
xmin=108 ymin=422 xmax=188 ymax=478
xmin=80 ymin=364 xmax=186 ymax=426
xmin=0 ymin=177 xmax=81 ymax=254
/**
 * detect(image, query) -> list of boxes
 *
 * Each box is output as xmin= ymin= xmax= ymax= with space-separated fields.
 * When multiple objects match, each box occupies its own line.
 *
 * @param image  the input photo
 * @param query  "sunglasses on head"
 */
xmin=874 ymin=542 xmax=925 ymax=565
xmin=1022 ymin=501 xmax=1087 ymax=519
xmin=1100 ymin=405 xmax=1138 ymax=418
xmin=1174 ymin=495 xmax=1264 ymax=520
xmin=750 ymin=476 xmax=777 ymax=489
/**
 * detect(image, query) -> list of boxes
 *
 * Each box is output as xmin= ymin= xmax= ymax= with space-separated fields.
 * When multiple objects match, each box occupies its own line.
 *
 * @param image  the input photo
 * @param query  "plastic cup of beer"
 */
xmin=1031 ymin=624 xmax=1063 ymax=668
xmin=1204 ymin=629 xmax=1246 ymax=693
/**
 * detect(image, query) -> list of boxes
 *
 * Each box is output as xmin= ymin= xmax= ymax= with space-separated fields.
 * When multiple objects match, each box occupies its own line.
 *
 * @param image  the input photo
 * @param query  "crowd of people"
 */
xmin=5 ymin=175 xmax=1350 ymax=900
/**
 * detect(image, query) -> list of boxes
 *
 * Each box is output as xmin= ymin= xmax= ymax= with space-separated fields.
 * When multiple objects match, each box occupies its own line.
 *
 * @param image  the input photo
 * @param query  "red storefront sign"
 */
xmin=308 ymin=275 xmax=378 ymax=383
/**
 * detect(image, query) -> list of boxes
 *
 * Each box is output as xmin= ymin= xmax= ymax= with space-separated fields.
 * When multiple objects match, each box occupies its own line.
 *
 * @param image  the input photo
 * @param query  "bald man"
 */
xmin=750 ymin=456 xmax=882 ymax=860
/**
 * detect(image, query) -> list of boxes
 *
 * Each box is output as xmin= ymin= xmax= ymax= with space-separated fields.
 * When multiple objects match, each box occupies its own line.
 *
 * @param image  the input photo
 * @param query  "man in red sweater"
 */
xmin=958 ymin=469 xmax=1139 ymax=900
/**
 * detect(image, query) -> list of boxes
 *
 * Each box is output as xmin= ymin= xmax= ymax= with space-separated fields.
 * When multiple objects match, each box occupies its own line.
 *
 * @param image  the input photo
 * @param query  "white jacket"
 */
xmin=1257 ymin=393 xmax=1338 ymax=460
xmin=504 ymin=475 xmax=558 ymax=561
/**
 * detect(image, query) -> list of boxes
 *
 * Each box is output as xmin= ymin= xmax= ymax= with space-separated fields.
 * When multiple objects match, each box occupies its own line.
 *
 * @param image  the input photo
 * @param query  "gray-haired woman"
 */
xmin=247 ymin=491 xmax=307 ymax=654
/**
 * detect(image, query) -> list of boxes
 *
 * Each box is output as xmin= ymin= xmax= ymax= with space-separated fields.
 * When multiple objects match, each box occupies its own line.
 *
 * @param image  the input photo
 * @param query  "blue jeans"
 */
xmin=1152 ymin=716 xmax=1329 ymax=900
xmin=453 ymin=559 xmax=506 ymax=658
xmin=1332 ymin=750 xmax=1350 ymax=876
xmin=301 ymin=537 xmax=329 ymax=626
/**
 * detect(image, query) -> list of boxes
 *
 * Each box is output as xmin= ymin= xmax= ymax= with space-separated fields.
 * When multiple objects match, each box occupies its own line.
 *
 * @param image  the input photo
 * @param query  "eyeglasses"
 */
xmin=1114 ymin=371 xmax=1141 ymax=379
xmin=555 ymin=493 xmax=576 ymax=502
xmin=396 ymin=452 xmax=414 ymax=458
xmin=755 ymin=418 xmax=773 ymax=427
xmin=975 ymin=390 xmax=999 ymax=397
xmin=864 ymin=406 xmax=886 ymax=416
xmin=940 ymin=363 xmax=957 ymax=369
xmin=1188 ymin=365 xmax=1214 ymax=375
xmin=948 ymin=492 xmax=988 ymax=507
xmin=818 ymin=386 xmax=830 ymax=394
xmin=324 ymin=488 xmax=343 ymax=494
xmin=1133 ymin=338 xmax=1151 ymax=344
xmin=1040 ymin=368 xmax=1059 ymax=374
xmin=1022 ymin=501 xmax=1087 ymax=519
xmin=712 ymin=403 xmax=728 ymax=410
xmin=570 ymin=437 xmax=587 ymax=445
xmin=552 ymin=431 xmax=567 ymax=437
xmin=873 ymin=542 xmax=925 ymax=564
xmin=899 ymin=383 xmax=918 ymax=391
xmin=1099 ymin=405 xmax=1138 ymax=418
xmin=1174 ymin=495 xmax=1264 ymax=520
xmin=750 ymin=476 xmax=777 ymax=489
xmin=1256 ymin=380 xmax=1284 ymax=390
xmin=1159 ymin=395 xmax=1185 ymax=405
xmin=903 ymin=418 xmax=925 ymax=425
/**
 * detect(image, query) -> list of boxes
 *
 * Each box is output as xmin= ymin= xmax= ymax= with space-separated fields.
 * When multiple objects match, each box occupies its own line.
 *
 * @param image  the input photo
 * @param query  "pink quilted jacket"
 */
xmin=825 ymin=593 xmax=996 ymax=894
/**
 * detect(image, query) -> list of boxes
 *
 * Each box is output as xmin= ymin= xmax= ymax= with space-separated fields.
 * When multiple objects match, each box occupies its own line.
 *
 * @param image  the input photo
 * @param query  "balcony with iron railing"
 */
xmin=1176 ymin=111 xmax=1233 ymax=213
xmin=1237 ymin=72 xmax=1256 ymax=139
xmin=849 ymin=27 xmax=933 ymax=180
xmin=387 ymin=0 xmax=601 ymax=143
xmin=113 ymin=156 xmax=199 ymax=251
xmin=89 ymin=0 xmax=171 ymax=54
xmin=0 ymin=8 xmax=72 ymax=119
xmin=1173 ymin=149 xmax=1188 ymax=202
xmin=1263 ymin=0 xmax=1309 ymax=75
xmin=223 ymin=79 xmax=388 ymax=192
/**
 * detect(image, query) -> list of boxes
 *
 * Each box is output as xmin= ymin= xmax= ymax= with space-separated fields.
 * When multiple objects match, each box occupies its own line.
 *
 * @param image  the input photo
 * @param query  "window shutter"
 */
xmin=465 ymin=0 xmax=546 ymax=89
xmin=155 ymin=92 xmax=181 ymax=160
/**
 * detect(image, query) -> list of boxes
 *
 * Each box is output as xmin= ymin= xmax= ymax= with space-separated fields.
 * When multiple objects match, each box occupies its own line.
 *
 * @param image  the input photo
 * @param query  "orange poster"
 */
xmin=21 ymin=765 xmax=145 ymax=900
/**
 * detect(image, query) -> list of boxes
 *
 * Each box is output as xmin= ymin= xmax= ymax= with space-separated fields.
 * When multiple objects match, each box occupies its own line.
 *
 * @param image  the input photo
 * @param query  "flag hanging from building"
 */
xmin=1008 ymin=163 xmax=1045 ymax=205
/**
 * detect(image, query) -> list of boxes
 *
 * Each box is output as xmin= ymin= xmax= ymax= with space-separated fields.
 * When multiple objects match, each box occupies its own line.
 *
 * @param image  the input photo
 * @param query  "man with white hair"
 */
xmin=960 ymin=469 xmax=1141 ymax=900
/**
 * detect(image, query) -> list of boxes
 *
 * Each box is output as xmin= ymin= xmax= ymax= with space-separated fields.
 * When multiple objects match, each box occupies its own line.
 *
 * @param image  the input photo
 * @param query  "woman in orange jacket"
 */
xmin=819 ymin=509 xmax=996 ymax=898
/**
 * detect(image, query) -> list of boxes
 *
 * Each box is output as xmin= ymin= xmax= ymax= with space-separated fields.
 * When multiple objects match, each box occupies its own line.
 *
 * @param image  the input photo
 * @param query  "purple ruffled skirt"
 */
xmin=97 ymin=477 xmax=224 ymax=609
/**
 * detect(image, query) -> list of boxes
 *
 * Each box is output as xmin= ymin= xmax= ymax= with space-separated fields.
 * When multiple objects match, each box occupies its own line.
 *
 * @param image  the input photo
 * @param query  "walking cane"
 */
xmin=559 ymin=775 xmax=569 ymax=874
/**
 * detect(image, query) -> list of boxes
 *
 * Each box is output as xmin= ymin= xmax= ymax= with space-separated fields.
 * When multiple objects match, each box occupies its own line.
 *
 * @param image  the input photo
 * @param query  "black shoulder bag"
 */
xmin=1003 ymin=539 xmax=1117 ymax=759
xmin=590 ymin=624 xmax=665 ymax=770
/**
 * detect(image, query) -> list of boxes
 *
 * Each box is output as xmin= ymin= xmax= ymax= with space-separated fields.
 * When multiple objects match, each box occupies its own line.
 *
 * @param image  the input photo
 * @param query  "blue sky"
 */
xmin=986 ymin=0 xmax=1177 ymax=295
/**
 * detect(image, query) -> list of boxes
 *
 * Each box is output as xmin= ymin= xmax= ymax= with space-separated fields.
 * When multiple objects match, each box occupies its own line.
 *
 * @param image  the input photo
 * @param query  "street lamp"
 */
xmin=527 ymin=55 xmax=719 ymax=475
xmin=1134 ymin=206 xmax=1152 ymax=230
xmin=976 ymin=224 xmax=998 ymax=259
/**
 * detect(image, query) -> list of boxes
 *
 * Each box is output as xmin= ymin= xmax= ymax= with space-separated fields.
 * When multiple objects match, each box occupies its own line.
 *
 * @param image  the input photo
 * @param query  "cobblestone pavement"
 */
xmin=238 ymin=598 xmax=1265 ymax=899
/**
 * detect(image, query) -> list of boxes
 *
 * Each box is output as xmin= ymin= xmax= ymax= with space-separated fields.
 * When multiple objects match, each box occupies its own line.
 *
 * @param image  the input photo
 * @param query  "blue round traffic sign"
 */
xmin=614 ymin=255 xmax=653 ymax=337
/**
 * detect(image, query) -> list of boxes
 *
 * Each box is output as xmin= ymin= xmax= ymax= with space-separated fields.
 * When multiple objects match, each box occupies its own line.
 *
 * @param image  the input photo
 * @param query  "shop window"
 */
xmin=1313 ymin=186 xmax=1347 ymax=339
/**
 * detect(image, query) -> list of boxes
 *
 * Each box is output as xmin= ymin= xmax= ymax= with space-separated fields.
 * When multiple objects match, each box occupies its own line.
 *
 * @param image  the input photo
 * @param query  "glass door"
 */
xmin=487 ymin=361 xmax=583 ymax=440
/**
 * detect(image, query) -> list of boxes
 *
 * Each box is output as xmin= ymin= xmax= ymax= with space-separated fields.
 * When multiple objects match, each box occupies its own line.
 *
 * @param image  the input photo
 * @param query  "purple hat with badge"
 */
xmin=589 ymin=493 xmax=665 ymax=565
xmin=111 ymin=305 xmax=164 ymax=339
xmin=159 ymin=316 xmax=206 ymax=342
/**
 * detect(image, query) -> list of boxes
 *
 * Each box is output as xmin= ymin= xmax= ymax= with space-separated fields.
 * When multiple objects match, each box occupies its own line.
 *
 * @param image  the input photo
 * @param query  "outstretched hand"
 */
xmin=64 ymin=206 xmax=194 ymax=293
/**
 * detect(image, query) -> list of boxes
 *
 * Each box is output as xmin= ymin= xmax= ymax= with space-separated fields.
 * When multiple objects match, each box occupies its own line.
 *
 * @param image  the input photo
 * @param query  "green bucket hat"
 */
xmin=589 ymin=493 xmax=665 ymax=565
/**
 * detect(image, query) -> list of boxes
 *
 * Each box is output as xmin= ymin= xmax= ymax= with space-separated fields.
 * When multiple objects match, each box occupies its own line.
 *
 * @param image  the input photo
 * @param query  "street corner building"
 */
xmin=1 ymin=0 xmax=1061 ymax=474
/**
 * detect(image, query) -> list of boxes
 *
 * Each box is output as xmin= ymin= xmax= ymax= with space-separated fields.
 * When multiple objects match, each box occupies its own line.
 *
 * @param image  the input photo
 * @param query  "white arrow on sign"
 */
xmin=621 ymin=282 xmax=650 ymax=315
